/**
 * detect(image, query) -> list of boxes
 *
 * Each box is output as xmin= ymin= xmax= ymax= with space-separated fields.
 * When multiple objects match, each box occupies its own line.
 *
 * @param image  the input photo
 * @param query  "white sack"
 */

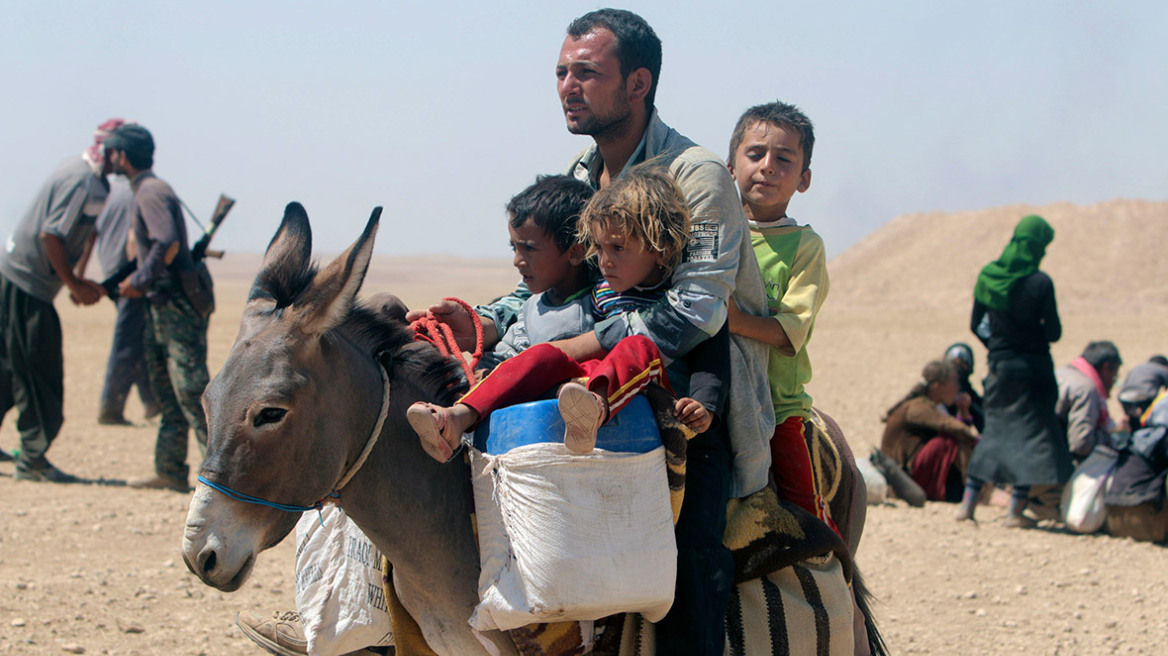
xmin=856 ymin=457 xmax=888 ymax=505
xmin=469 ymin=443 xmax=677 ymax=632
xmin=1060 ymin=447 xmax=1118 ymax=534
xmin=294 ymin=506 xmax=394 ymax=655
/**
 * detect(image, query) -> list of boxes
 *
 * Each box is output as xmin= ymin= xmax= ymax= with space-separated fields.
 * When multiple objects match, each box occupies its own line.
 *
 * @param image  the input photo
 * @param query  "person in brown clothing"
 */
xmin=880 ymin=360 xmax=980 ymax=502
xmin=105 ymin=124 xmax=210 ymax=492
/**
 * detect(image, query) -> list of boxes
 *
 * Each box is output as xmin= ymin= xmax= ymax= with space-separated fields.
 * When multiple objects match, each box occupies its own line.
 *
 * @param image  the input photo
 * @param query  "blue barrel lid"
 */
xmin=472 ymin=394 xmax=662 ymax=454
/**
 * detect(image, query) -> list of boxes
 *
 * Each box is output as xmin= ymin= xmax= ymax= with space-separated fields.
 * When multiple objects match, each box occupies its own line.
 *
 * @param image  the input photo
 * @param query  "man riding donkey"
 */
xmin=237 ymin=9 xmax=876 ymax=656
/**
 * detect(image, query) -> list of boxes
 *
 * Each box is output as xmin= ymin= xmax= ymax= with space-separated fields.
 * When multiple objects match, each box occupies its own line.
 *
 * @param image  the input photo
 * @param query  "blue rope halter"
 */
xmin=198 ymin=358 xmax=392 ymax=525
xmin=197 ymin=475 xmax=336 ymax=513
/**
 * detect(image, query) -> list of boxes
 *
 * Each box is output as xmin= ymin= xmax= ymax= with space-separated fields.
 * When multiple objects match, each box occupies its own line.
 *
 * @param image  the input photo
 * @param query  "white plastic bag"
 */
xmin=469 ymin=443 xmax=677 ymax=632
xmin=856 ymin=456 xmax=888 ymax=505
xmin=294 ymin=506 xmax=394 ymax=655
xmin=1060 ymin=447 xmax=1118 ymax=534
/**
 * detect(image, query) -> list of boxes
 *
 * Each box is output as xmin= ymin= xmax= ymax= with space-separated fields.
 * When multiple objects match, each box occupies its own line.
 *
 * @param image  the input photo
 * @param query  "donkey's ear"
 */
xmin=295 ymin=206 xmax=381 ymax=336
xmin=249 ymin=202 xmax=315 ymax=305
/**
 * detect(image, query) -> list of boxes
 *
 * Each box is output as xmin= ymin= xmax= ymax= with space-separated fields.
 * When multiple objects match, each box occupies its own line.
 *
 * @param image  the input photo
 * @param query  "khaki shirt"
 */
xmin=1055 ymin=363 xmax=1113 ymax=458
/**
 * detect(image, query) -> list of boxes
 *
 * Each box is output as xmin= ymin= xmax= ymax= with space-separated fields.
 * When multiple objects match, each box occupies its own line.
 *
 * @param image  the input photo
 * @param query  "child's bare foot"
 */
xmin=557 ymin=382 xmax=606 ymax=454
xmin=407 ymin=402 xmax=476 ymax=462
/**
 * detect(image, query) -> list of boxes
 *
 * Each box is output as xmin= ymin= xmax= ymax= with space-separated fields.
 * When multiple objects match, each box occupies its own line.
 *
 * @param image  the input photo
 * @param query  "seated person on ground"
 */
xmin=408 ymin=165 xmax=722 ymax=461
xmin=1105 ymin=390 xmax=1168 ymax=543
xmin=1116 ymin=355 xmax=1168 ymax=431
xmin=880 ymin=360 xmax=979 ymax=502
xmin=1055 ymin=340 xmax=1123 ymax=463
xmin=943 ymin=342 xmax=984 ymax=432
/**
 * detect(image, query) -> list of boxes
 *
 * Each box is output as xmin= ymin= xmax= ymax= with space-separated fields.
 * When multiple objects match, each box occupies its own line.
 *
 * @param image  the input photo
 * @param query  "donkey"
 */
xmin=182 ymin=203 xmax=509 ymax=653
xmin=182 ymin=203 xmax=882 ymax=655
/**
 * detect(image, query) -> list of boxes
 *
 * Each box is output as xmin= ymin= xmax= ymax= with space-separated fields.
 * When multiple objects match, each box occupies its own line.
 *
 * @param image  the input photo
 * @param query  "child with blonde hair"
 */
xmin=409 ymin=164 xmax=726 ymax=458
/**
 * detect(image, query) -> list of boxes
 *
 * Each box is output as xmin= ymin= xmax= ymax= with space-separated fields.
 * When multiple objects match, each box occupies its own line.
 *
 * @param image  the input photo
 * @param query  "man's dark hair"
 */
xmin=1149 ymin=355 xmax=1168 ymax=367
xmin=506 ymin=175 xmax=594 ymax=252
xmin=728 ymin=101 xmax=816 ymax=172
xmin=105 ymin=124 xmax=155 ymax=170
xmin=567 ymin=8 xmax=662 ymax=111
xmin=1081 ymin=340 xmax=1123 ymax=370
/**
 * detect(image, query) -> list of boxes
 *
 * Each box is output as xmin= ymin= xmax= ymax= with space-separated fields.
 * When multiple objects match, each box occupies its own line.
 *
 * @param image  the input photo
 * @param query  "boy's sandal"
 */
xmin=558 ymin=382 xmax=606 ymax=454
xmin=407 ymin=402 xmax=461 ymax=463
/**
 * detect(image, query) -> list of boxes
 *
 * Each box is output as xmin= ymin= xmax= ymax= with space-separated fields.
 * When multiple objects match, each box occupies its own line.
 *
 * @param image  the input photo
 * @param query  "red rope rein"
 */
xmin=408 ymin=297 xmax=484 ymax=383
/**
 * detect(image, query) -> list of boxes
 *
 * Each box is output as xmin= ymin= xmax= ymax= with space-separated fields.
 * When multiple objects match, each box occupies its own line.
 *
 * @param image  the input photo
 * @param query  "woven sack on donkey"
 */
xmin=724 ymin=483 xmax=852 ymax=584
xmin=294 ymin=507 xmax=395 ymax=655
xmin=599 ymin=553 xmax=854 ymax=656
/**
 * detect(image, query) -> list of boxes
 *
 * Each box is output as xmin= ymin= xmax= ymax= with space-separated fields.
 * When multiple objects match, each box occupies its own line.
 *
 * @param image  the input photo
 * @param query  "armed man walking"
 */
xmin=105 ymin=124 xmax=211 ymax=492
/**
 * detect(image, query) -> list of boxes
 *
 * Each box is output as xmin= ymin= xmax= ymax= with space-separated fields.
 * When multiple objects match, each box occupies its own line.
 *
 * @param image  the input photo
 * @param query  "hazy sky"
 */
xmin=2 ymin=1 xmax=1165 ymax=261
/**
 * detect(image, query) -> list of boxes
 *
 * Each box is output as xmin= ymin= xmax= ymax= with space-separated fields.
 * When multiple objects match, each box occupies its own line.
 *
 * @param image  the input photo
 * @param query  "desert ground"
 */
xmin=1 ymin=199 xmax=1166 ymax=655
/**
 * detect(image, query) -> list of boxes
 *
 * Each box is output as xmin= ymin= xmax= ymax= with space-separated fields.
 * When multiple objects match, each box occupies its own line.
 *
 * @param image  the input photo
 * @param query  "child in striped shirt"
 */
xmin=409 ymin=164 xmax=727 ymax=461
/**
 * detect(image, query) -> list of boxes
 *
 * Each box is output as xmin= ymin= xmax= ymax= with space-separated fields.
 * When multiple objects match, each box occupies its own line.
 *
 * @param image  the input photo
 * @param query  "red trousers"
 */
xmin=910 ymin=434 xmax=961 ymax=501
xmin=459 ymin=335 xmax=672 ymax=423
xmin=770 ymin=416 xmax=839 ymax=536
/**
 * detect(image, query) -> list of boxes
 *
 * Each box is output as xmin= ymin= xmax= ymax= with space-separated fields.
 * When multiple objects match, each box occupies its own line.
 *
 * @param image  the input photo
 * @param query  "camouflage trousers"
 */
xmin=143 ymin=295 xmax=209 ymax=480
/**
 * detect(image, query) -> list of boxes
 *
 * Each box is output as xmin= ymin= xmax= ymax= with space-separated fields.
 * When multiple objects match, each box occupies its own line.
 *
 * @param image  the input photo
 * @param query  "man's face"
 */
xmin=108 ymin=150 xmax=130 ymax=175
xmin=1101 ymin=362 xmax=1121 ymax=393
xmin=556 ymin=29 xmax=633 ymax=138
xmin=100 ymin=148 xmax=115 ymax=176
xmin=728 ymin=121 xmax=810 ymax=222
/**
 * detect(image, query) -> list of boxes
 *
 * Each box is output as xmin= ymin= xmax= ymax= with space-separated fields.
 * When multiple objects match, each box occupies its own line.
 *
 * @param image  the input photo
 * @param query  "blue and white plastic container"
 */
xmin=468 ymin=394 xmax=676 ymax=631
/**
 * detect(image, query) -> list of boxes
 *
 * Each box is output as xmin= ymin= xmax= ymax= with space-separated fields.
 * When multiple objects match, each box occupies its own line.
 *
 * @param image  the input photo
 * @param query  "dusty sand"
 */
xmin=1 ymin=199 xmax=1166 ymax=655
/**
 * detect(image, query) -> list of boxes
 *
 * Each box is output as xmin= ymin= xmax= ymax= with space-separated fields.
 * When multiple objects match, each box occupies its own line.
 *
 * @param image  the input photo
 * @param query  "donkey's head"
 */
xmin=183 ymin=202 xmax=390 ymax=591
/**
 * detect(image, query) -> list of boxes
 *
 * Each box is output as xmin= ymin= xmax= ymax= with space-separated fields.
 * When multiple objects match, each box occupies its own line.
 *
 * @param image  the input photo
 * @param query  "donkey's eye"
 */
xmin=254 ymin=407 xmax=287 ymax=428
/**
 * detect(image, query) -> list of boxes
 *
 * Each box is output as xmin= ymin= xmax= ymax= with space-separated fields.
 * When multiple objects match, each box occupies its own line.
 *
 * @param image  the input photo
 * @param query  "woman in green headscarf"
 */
xmin=973 ymin=214 xmax=1056 ymax=311
xmin=958 ymin=214 xmax=1067 ymax=527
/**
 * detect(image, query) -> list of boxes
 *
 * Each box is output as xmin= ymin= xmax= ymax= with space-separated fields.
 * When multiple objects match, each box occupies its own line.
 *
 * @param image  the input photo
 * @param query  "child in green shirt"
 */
xmin=726 ymin=101 xmax=835 ymax=533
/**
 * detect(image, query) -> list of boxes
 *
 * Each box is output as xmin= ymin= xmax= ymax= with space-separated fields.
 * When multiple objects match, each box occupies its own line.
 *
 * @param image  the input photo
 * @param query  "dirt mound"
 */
xmin=829 ymin=199 xmax=1168 ymax=315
